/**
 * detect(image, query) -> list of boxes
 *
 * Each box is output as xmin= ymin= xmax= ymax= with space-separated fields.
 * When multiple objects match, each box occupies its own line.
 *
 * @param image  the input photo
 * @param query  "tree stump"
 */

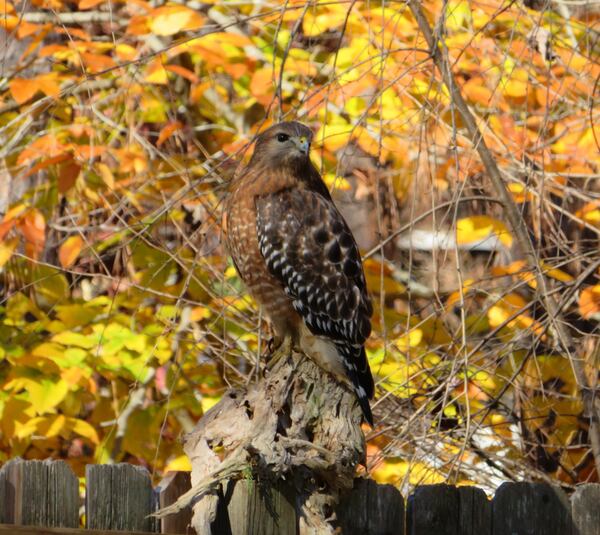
xmin=159 ymin=349 xmax=366 ymax=534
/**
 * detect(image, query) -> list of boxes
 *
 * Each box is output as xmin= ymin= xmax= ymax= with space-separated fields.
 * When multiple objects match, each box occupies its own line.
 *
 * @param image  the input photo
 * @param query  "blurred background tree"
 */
xmin=0 ymin=0 xmax=599 ymax=493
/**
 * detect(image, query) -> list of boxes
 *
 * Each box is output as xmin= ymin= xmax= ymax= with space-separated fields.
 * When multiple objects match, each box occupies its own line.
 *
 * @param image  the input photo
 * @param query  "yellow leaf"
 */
xmin=0 ymin=237 xmax=18 ymax=268
xmin=456 ymin=215 xmax=513 ymax=248
xmin=96 ymin=163 xmax=115 ymax=189
xmin=27 ymin=378 xmax=69 ymax=414
xmin=58 ymin=235 xmax=83 ymax=268
xmin=576 ymin=202 xmax=600 ymax=227
xmin=149 ymin=5 xmax=204 ymax=36
xmin=395 ymin=328 xmax=423 ymax=351
xmin=46 ymin=414 xmax=67 ymax=437
xmin=316 ymin=122 xmax=355 ymax=152
xmin=201 ymin=395 xmax=221 ymax=414
xmin=115 ymin=43 xmax=138 ymax=61
xmin=69 ymin=417 xmax=99 ymax=443
xmin=322 ymin=173 xmax=352 ymax=191
xmin=540 ymin=261 xmax=574 ymax=283
xmin=372 ymin=459 xmax=446 ymax=486
xmin=190 ymin=306 xmax=210 ymax=321
xmin=446 ymin=0 xmax=473 ymax=31
xmin=303 ymin=11 xmax=344 ymax=37
xmin=145 ymin=59 xmax=169 ymax=84
xmin=508 ymin=183 xmax=534 ymax=203
xmin=164 ymin=454 xmax=192 ymax=472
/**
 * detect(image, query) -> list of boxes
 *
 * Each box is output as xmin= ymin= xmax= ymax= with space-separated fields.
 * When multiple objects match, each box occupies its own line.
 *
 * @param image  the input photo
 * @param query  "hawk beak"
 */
xmin=295 ymin=136 xmax=310 ymax=155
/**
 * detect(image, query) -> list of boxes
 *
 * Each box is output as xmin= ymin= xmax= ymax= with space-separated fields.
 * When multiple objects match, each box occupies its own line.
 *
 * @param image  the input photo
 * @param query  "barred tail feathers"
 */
xmin=336 ymin=343 xmax=374 ymax=426
xmin=297 ymin=324 xmax=374 ymax=425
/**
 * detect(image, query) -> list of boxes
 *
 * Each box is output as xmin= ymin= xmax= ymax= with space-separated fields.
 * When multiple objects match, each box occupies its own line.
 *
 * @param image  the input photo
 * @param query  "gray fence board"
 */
xmin=337 ymin=478 xmax=404 ymax=535
xmin=212 ymin=478 xmax=296 ymax=535
xmin=492 ymin=482 xmax=573 ymax=535
xmin=458 ymin=486 xmax=491 ymax=534
xmin=408 ymin=484 xmax=460 ymax=535
xmin=157 ymin=471 xmax=192 ymax=534
xmin=86 ymin=464 xmax=156 ymax=532
xmin=0 ymin=458 xmax=78 ymax=528
xmin=572 ymin=484 xmax=600 ymax=535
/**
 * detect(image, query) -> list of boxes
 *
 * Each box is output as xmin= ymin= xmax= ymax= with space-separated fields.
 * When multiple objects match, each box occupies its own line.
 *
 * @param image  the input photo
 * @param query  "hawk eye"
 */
xmin=276 ymin=133 xmax=289 ymax=142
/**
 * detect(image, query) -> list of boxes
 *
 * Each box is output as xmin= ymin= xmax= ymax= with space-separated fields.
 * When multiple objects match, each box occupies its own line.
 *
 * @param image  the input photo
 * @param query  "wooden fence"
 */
xmin=0 ymin=458 xmax=599 ymax=534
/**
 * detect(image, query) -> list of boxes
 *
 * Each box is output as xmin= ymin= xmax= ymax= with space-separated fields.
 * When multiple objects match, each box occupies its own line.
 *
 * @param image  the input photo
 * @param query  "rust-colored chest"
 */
xmin=223 ymin=182 xmax=299 ymax=334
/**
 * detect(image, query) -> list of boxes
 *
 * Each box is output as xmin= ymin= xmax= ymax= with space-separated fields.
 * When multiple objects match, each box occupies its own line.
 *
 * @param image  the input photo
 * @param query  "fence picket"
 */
xmin=571 ymin=484 xmax=600 ymax=535
xmin=157 ymin=471 xmax=192 ymax=534
xmin=337 ymin=478 xmax=404 ymax=535
xmin=492 ymin=482 xmax=573 ymax=535
xmin=0 ymin=458 xmax=78 ymax=528
xmin=457 ymin=486 xmax=491 ymax=534
xmin=85 ymin=464 xmax=156 ymax=532
xmin=211 ymin=478 xmax=297 ymax=535
xmin=407 ymin=484 xmax=460 ymax=535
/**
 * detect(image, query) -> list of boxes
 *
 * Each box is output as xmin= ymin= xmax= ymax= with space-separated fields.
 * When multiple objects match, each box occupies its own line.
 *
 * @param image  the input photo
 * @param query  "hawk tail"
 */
xmin=337 ymin=343 xmax=374 ymax=426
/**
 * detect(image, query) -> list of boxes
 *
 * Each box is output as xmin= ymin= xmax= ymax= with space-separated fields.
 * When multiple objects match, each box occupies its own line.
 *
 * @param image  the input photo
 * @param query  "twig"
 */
xmin=407 ymin=0 xmax=600 ymax=478
xmin=110 ymin=384 xmax=149 ymax=461
xmin=22 ymin=11 xmax=127 ymax=24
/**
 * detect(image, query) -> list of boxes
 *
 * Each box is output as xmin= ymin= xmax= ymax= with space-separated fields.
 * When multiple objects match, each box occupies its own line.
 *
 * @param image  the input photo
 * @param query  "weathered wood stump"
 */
xmin=159 ymin=349 xmax=366 ymax=534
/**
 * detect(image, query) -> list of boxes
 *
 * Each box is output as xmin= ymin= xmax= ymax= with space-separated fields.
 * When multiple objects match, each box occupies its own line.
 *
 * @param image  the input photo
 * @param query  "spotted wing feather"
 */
xmin=256 ymin=187 xmax=374 ymax=419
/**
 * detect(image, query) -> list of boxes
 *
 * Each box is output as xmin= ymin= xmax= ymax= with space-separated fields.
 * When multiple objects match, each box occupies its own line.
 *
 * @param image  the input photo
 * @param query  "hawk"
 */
xmin=223 ymin=121 xmax=374 ymax=424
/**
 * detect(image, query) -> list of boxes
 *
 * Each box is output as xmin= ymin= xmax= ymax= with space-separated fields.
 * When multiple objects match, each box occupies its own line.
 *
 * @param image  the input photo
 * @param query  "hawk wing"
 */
xmin=256 ymin=187 xmax=372 ymax=344
xmin=255 ymin=186 xmax=374 ymax=413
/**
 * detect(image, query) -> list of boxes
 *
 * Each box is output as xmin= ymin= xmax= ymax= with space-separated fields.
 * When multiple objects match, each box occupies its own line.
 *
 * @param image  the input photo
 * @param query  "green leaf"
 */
xmin=52 ymin=331 xmax=97 ymax=349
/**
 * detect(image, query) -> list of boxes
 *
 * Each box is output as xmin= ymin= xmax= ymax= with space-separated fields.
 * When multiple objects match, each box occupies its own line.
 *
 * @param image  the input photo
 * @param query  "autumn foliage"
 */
xmin=0 ymin=0 xmax=599 ymax=492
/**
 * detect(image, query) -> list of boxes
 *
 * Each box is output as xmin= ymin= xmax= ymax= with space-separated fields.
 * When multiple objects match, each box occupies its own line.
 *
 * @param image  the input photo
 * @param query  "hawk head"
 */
xmin=251 ymin=121 xmax=314 ymax=167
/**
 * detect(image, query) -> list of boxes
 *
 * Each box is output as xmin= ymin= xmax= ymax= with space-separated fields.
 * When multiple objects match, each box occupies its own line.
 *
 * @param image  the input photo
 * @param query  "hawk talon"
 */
xmin=266 ymin=336 xmax=293 ymax=370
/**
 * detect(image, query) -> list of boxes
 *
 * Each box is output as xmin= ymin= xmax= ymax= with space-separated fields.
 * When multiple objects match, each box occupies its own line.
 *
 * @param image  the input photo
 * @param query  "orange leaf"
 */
xmin=79 ymin=0 xmax=104 ymax=8
xmin=157 ymin=121 xmax=184 ymax=147
xmin=39 ymin=44 xmax=70 ymax=57
xmin=1 ymin=1 xmax=15 ymax=14
xmin=463 ymin=79 xmax=493 ymax=105
xmin=23 ymin=153 xmax=70 ymax=179
xmin=58 ymin=160 xmax=81 ymax=193
xmin=59 ymin=235 xmax=83 ymax=268
xmin=17 ymin=134 xmax=65 ymax=166
xmin=55 ymin=26 xmax=90 ymax=41
xmin=0 ymin=219 xmax=16 ymax=242
xmin=165 ymin=64 xmax=199 ymax=83
xmin=579 ymin=286 xmax=600 ymax=319
xmin=71 ymin=145 xmax=106 ymax=160
xmin=81 ymin=52 xmax=116 ymax=73
xmin=19 ymin=209 xmax=46 ymax=257
xmin=250 ymin=68 xmax=274 ymax=100
xmin=126 ymin=14 xmax=149 ymax=36
xmin=9 ymin=78 xmax=39 ymax=105
xmin=16 ymin=20 xmax=44 ymax=39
